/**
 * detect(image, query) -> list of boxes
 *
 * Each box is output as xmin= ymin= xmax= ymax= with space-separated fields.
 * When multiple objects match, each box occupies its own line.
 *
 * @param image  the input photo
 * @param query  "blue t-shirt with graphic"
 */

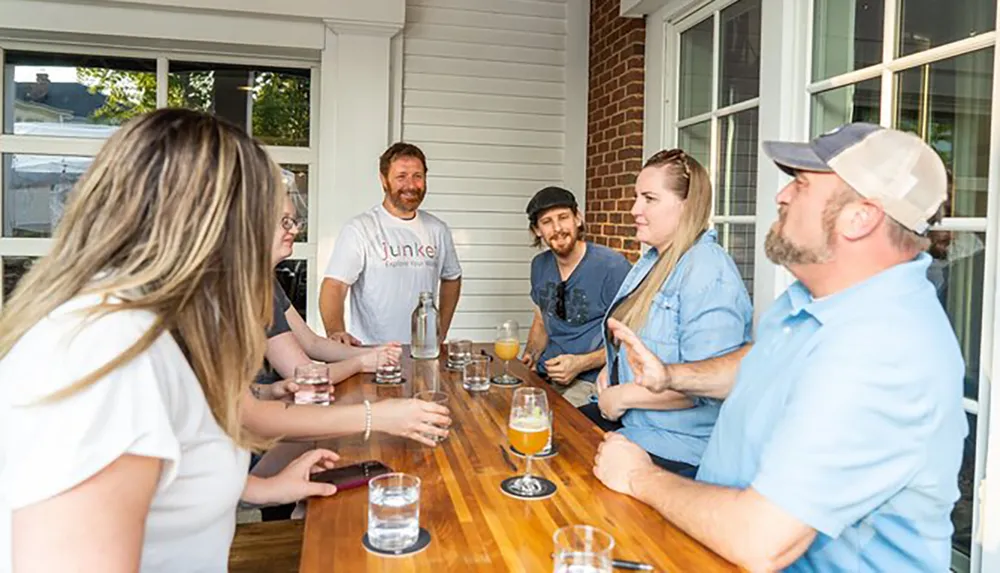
xmin=530 ymin=243 xmax=631 ymax=382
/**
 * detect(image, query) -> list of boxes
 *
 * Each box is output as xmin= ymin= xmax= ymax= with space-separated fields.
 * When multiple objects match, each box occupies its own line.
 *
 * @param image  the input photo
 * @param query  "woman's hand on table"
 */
xmin=359 ymin=343 xmax=402 ymax=373
xmin=245 ymin=448 xmax=340 ymax=505
xmin=372 ymin=398 xmax=451 ymax=447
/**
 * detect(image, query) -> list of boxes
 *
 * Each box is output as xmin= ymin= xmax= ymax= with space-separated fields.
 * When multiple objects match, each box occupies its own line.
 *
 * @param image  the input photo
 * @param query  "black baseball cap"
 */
xmin=526 ymin=186 xmax=578 ymax=224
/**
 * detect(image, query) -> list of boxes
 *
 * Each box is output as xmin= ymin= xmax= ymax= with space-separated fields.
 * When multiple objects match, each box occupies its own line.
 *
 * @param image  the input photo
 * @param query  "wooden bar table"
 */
xmin=300 ymin=344 xmax=739 ymax=572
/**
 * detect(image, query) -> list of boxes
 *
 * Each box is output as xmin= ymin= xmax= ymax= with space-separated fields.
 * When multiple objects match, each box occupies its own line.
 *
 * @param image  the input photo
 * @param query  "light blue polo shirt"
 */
xmin=605 ymin=230 xmax=753 ymax=466
xmin=697 ymin=253 xmax=966 ymax=572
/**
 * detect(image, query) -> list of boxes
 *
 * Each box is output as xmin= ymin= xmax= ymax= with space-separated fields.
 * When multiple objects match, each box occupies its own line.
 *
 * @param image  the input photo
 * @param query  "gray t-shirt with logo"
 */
xmin=324 ymin=205 xmax=462 ymax=344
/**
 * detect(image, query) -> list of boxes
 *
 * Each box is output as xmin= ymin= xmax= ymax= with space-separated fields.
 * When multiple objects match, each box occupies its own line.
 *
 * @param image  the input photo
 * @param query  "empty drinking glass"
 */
xmin=293 ymin=363 xmax=331 ymax=405
xmin=552 ymin=525 xmax=615 ymax=573
xmin=368 ymin=473 xmax=421 ymax=552
xmin=462 ymin=355 xmax=491 ymax=392
xmin=375 ymin=347 xmax=403 ymax=384
xmin=446 ymin=339 xmax=473 ymax=370
xmin=413 ymin=390 xmax=449 ymax=442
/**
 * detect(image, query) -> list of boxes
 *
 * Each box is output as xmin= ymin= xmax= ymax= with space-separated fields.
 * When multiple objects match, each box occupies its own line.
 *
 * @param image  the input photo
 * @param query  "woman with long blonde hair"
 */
xmin=0 ymin=109 xmax=339 ymax=572
xmin=581 ymin=149 xmax=753 ymax=476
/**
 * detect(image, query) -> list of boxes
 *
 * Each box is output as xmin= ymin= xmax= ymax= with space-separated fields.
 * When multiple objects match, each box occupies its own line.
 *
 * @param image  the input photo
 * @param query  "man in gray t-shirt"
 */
xmin=521 ymin=187 xmax=631 ymax=407
xmin=320 ymin=143 xmax=462 ymax=345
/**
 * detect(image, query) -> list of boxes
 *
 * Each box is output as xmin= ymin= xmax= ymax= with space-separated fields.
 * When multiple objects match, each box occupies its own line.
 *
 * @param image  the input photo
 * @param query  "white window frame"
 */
xmin=0 ymin=41 xmax=322 ymax=325
xmin=664 ymin=0 xmax=761 ymax=298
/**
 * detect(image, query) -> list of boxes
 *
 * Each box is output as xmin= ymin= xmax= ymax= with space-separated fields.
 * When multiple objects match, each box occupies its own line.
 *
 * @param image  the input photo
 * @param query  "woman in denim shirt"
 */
xmin=580 ymin=149 xmax=752 ymax=476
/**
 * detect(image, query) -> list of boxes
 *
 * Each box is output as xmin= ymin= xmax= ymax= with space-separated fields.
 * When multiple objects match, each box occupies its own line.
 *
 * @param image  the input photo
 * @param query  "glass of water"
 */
xmin=375 ymin=347 xmax=403 ymax=384
xmin=413 ymin=390 xmax=450 ymax=442
xmin=447 ymin=339 xmax=473 ymax=369
xmin=293 ymin=363 xmax=331 ymax=406
xmin=368 ymin=473 xmax=421 ymax=552
xmin=462 ymin=355 xmax=491 ymax=392
xmin=552 ymin=525 xmax=615 ymax=573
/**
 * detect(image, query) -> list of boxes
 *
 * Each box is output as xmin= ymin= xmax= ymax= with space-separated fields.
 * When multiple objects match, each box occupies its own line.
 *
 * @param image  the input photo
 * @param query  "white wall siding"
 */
xmin=403 ymin=0 xmax=580 ymax=343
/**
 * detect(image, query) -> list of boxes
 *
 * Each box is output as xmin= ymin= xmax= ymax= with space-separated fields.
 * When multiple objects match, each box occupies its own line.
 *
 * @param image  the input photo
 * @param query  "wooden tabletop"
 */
xmin=300 ymin=344 xmax=738 ymax=572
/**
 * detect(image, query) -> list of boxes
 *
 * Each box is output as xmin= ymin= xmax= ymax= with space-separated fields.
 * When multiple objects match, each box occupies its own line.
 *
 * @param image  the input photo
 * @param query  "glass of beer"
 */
xmin=506 ymin=387 xmax=551 ymax=495
xmin=494 ymin=320 xmax=521 ymax=385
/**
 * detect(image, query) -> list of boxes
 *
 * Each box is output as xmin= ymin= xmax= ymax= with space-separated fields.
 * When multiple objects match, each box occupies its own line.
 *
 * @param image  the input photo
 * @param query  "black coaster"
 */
xmin=370 ymin=376 xmax=407 ymax=386
xmin=510 ymin=442 xmax=558 ymax=459
xmin=362 ymin=527 xmax=431 ymax=557
xmin=491 ymin=375 xmax=522 ymax=387
xmin=500 ymin=476 xmax=557 ymax=500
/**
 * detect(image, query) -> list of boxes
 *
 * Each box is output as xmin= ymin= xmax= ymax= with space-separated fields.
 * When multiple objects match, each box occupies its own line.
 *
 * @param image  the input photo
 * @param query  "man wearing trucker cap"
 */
xmin=592 ymin=123 xmax=967 ymax=572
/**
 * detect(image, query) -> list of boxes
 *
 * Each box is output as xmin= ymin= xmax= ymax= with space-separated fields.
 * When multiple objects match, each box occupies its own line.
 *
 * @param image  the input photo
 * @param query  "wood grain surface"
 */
xmin=300 ymin=345 xmax=738 ymax=572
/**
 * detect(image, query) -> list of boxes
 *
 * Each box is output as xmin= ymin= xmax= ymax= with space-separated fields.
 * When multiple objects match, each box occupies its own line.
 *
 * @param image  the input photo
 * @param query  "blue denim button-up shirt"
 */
xmin=604 ymin=229 xmax=752 ymax=466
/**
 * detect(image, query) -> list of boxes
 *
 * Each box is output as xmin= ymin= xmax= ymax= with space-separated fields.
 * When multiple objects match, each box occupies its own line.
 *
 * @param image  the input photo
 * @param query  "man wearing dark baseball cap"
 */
xmin=594 ymin=123 xmax=965 ymax=572
xmin=521 ymin=186 xmax=631 ymax=406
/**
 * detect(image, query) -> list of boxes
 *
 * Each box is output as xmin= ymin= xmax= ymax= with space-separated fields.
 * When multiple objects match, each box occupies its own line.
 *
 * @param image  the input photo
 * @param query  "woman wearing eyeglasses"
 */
xmin=243 ymin=191 xmax=452 ymax=517
xmin=581 ymin=149 xmax=753 ymax=477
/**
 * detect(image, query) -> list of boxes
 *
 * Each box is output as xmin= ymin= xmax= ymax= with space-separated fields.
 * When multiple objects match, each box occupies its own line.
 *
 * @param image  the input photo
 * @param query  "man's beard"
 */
xmin=545 ymin=230 xmax=579 ymax=256
xmin=764 ymin=194 xmax=848 ymax=266
xmin=764 ymin=220 xmax=831 ymax=266
xmin=385 ymin=184 xmax=425 ymax=212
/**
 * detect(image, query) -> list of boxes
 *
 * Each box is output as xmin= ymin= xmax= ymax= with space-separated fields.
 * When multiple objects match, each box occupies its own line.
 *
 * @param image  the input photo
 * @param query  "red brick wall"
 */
xmin=585 ymin=0 xmax=645 ymax=263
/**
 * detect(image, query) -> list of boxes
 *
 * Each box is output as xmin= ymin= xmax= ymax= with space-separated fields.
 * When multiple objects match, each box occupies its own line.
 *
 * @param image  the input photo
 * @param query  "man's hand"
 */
xmin=607 ymin=318 xmax=672 ymax=393
xmin=593 ymin=432 xmax=656 ymax=496
xmin=598 ymin=384 xmax=629 ymax=421
xmin=328 ymin=331 xmax=362 ymax=346
xmin=520 ymin=348 xmax=540 ymax=370
xmin=544 ymin=354 xmax=583 ymax=385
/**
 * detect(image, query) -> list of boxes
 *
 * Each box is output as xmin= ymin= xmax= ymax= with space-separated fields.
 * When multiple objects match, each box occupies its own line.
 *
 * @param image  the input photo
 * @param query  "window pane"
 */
xmin=718 ymin=0 xmax=761 ymax=107
xmin=4 ymin=51 xmax=156 ymax=137
xmin=679 ymin=17 xmax=714 ymax=120
xmin=951 ymin=412 xmax=976 ymax=556
xmin=894 ymin=48 xmax=993 ymax=218
xmin=716 ymin=108 xmax=758 ymax=217
xmin=812 ymin=0 xmax=884 ymax=81
xmin=275 ymin=259 xmax=308 ymax=318
xmin=2 ymin=256 xmax=38 ymax=302
xmin=810 ymin=78 xmax=882 ymax=137
xmin=169 ymin=62 xmax=310 ymax=147
xmin=899 ymin=0 xmax=996 ymax=57
xmin=167 ymin=62 xmax=310 ymax=147
xmin=281 ymin=164 xmax=309 ymax=243
xmin=677 ymin=121 xmax=711 ymax=170
xmin=717 ymin=222 xmax=755 ymax=297
xmin=928 ymin=231 xmax=986 ymax=401
xmin=2 ymin=154 xmax=91 ymax=238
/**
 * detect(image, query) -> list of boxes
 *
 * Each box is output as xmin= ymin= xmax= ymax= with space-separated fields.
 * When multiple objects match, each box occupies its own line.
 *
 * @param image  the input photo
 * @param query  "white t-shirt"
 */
xmin=0 ymin=295 xmax=250 ymax=573
xmin=324 ymin=204 xmax=462 ymax=344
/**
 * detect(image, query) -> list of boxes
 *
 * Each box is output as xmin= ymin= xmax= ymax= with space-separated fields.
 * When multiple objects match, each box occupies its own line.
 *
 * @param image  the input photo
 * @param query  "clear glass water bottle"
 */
xmin=410 ymin=292 xmax=440 ymax=359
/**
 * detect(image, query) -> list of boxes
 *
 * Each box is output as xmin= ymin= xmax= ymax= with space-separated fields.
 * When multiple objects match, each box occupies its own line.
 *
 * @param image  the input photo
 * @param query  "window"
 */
xmin=810 ymin=2 xmax=995 ymax=568
xmin=0 ymin=47 xmax=318 ymax=317
xmin=168 ymin=62 xmax=311 ymax=148
xmin=674 ymin=0 xmax=762 ymax=296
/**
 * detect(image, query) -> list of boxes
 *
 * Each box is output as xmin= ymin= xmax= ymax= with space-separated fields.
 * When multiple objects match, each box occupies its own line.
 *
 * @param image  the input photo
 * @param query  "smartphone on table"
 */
xmin=309 ymin=460 xmax=393 ymax=491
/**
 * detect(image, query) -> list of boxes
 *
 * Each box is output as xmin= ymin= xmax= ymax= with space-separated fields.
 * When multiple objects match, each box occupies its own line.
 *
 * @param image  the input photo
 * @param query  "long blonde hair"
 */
xmin=0 ymin=109 xmax=280 ymax=450
xmin=612 ymin=149 xmax=713 ymax=332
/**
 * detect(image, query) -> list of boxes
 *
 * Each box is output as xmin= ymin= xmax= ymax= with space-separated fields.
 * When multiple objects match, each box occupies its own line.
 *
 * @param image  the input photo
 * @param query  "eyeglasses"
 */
xmin=555 ymin=282 xmax=567 ymax=321
xmin=280 ymin=216 xmax=306 ymax=232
